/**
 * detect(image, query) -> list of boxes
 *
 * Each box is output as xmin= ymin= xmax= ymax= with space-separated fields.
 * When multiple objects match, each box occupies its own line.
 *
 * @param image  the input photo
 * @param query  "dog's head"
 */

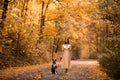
xmin=52 ymin=59 xmax=57 ymax=64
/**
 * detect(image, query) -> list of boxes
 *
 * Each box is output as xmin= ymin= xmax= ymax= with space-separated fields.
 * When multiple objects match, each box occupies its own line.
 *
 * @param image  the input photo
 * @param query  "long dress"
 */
xmin=61 ymin=44 xmax=71 ymax=69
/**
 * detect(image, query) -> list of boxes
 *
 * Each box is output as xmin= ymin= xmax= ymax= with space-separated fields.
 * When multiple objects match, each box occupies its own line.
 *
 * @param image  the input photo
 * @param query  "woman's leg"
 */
xmin=65 ymin=68 xmax=68 ymax=73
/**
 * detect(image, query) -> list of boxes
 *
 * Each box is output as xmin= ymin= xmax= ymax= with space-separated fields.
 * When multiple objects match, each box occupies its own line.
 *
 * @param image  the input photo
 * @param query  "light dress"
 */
xmin=61 ymin=44 xmax=71 ymax=69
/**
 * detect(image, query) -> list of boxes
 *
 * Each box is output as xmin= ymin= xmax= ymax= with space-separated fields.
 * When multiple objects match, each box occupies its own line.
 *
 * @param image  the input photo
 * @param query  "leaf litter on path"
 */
xmin=0 ymin=60 xmax=112 ymax=80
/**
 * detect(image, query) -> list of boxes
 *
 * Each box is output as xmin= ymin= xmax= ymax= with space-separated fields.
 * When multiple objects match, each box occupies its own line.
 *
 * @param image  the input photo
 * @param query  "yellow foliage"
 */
xmin=82 ymin=28 xmax=88 ymax=34
xmin=43 ymin=23 xmax=56 ymax=36
xmin=46 ymin=13 xmax=64 ymax=21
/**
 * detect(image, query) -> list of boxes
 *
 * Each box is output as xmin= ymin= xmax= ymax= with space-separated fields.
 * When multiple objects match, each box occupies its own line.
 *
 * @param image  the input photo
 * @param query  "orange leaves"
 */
xmin=43 ymin=23 xmax=56 ymax=37
xmin=0 ymin=63 xmax=50 ymax=79
xmin=46 ymin=13 xmax=64 ymax=21
xmin=33 ymin=73 xmax=42 ymax=79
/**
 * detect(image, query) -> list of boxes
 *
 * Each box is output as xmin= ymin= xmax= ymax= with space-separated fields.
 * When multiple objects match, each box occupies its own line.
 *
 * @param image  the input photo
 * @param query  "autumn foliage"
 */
xmin=98 ymin=0 xmax=120 ymax=79
xmin=0 ymin=0 xmax=120 ymax=79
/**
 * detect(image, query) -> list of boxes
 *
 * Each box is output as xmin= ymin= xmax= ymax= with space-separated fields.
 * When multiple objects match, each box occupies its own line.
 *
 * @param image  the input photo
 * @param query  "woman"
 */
xmin=61 ymin=39 xmax=72 ymax=73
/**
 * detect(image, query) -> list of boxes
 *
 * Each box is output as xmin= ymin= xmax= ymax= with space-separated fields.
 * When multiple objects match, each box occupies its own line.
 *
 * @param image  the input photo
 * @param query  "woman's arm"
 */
xmin=60 ymin=45 xmax=64 ymax=60
xmin=69 ymin=45 xmax=72 ymax=59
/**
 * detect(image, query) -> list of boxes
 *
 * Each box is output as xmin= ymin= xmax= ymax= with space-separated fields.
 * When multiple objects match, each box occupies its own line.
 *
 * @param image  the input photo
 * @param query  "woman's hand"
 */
xmin=60 ymin=57 xmax=62 ymax=61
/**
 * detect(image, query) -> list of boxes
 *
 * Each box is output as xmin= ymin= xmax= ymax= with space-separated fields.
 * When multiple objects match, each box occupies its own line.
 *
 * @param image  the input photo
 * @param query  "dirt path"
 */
xmin=1 ymin=60 xmax=112 ymax=80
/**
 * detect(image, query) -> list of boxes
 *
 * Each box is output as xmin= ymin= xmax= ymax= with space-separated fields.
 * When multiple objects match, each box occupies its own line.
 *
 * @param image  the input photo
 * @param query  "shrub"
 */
xmin=88 ymin=53 xmax=98 ymax=59
xmin=99 ymin=49 xmax=120 ymax=79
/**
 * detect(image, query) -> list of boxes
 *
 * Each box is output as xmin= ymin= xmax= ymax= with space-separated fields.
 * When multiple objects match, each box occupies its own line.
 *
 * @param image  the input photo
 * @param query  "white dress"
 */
xmin=61 ymin=44 xmax=71 ymax=69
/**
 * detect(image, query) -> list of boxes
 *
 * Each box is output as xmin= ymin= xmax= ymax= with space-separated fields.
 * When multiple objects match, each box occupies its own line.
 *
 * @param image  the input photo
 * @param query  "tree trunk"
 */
xmin=15 ymin=31 xmax=21 ymax=56
xmin=0 ymin=0 xmax=9 ymax=54
xmin=105 ymin=25 xmax=108 ymax=48
xmin=39 ymin=0 xmax=50 ymax=42
xmin=38 ymin=1 xmax=45 ymax=42
xmin=0 ymin=0 xmax=9 ymax=29
xmin=96 ymin=30 xmax=99 ymax=53
xmin=40 ymin=1 xmax=45 ymax=34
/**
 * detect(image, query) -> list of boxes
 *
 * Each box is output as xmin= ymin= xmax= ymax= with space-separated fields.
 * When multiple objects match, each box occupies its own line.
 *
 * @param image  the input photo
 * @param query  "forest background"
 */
xmin=0 ymin=0 xmax=120 ymax=78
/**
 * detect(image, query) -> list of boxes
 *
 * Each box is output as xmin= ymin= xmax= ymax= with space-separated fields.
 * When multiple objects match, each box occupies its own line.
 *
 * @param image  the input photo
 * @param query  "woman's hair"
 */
xmin=64 ymin=39 xmax=69 ymax=44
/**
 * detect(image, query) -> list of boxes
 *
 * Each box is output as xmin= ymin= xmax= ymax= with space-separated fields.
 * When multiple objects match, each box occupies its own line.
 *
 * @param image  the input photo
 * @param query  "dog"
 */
xmin=51 ymin=58 xmax=57 ymax=74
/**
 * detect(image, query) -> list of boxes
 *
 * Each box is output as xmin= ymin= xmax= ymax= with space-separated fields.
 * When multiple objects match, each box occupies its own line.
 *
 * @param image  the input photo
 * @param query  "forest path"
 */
xmin=1 ymin=60 xmax=112 ymax=80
